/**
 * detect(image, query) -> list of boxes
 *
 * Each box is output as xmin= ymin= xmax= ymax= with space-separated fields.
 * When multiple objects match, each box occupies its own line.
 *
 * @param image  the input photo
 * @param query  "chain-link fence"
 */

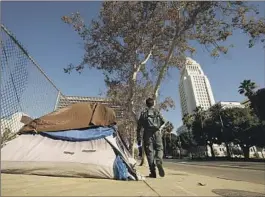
xmin=0 ymin=24 xmax=70 ymax=142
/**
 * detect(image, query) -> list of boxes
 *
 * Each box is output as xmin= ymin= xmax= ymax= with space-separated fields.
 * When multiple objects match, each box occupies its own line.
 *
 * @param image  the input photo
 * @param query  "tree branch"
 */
xmin=140 ymin=45 xmax=155 ymax=65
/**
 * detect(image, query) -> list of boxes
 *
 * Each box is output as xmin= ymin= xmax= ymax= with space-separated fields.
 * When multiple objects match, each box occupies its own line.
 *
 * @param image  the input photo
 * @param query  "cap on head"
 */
xmin=146 ymin=98 xmax=154 ymax=108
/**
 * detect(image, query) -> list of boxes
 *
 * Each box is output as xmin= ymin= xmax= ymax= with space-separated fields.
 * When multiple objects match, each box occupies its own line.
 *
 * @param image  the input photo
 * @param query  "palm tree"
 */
xmin=182 ymin=113 xmax=194 ymax=131
xmin=238 ymin=79 xmax=257 ymax=98
xmin=194 ymin=106 xmax=206 ymax=133
xmin=193 ymin=106 xmax=209 ymax=157
xmin=210 ymin=103 xmax=232 ymax=158
xmin=182 ymin=114 xmax=196 ymax=157
xmin=238 ymin=79 xmax=259 ymax=120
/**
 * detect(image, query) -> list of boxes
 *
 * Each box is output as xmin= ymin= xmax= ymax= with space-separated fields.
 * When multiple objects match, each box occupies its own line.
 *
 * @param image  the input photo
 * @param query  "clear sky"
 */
xmin=2 ymin=1 xmax=265 ymax=130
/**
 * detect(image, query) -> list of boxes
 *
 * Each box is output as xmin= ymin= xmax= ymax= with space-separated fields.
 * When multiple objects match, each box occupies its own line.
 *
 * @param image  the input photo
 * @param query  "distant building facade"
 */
xmin=216 ymin=101 xmax=245 ymax=109
xmin=179 ymin=57 xmax=215 ymax=117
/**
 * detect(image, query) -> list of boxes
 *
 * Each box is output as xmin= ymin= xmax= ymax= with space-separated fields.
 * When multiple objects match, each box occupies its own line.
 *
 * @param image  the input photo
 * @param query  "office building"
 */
xmin=179 ymin=57 xmax=215 ymax=117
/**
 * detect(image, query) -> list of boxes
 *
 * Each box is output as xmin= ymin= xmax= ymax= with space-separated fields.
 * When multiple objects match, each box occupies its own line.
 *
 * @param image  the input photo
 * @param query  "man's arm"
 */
xmin=158 ymin=111 xmax=166 ymax=126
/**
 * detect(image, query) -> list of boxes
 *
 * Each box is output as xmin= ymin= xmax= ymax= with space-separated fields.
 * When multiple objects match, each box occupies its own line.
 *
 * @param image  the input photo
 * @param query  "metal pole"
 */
xmin=53 ymin=91 xmax=61 ymax=111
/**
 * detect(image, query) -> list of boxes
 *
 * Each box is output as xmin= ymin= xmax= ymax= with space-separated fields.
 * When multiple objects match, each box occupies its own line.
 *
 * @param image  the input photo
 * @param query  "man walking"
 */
xmin=137 ymin=98 xmax=166 ymax=178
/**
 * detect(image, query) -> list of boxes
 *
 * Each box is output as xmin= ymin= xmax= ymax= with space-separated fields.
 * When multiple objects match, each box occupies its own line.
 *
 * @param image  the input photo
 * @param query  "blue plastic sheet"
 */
xmin=113 ymin=155 xmax=129 ymax=180
xmin=41 ymin=127 xmax=115 ymax=141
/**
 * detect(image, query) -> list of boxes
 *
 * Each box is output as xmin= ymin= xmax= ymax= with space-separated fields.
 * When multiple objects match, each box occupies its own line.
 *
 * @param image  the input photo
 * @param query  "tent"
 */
xmin=1 ymin=102 xmax=144 ymax=181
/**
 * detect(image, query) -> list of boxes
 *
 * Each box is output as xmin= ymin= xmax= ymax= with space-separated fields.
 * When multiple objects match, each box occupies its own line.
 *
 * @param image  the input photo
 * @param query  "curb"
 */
xmin=165 ymin=160 xmax=265 ymax=171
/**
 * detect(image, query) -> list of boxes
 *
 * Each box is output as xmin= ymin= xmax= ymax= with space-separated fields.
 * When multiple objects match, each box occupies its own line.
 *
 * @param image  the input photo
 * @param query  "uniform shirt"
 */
xmin=136 ymin=107 xmax=166 ymax=141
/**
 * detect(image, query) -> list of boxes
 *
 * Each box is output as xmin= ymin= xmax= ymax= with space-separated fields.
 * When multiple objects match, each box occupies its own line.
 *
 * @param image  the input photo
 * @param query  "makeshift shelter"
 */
xmin=1 ymin=103 xmax=144 ymax=181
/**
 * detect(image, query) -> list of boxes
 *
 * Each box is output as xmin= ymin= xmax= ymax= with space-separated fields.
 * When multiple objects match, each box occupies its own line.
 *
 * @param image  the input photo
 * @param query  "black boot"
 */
xmin=148 ymin=170 xmax=157 ymax=178
xmin=156 ymin=161 xmax=165 ymax=177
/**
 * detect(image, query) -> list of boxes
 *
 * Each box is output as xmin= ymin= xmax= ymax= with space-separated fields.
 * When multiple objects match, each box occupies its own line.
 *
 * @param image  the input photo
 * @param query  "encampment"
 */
xmin=1 ymin=102 xmax=144 ymax=181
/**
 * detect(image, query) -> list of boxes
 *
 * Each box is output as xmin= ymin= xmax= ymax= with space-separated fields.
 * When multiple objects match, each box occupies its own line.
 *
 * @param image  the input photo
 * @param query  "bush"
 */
xmin=231 ymin=147 xmax=243 ymax=156
xmin=1 ymin=128 xmax=16 ymax=148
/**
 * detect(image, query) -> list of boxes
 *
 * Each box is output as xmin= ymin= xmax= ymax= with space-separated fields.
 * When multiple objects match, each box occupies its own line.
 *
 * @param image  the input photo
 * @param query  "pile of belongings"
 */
xmin=1 ymin=103 xmax=144 ymax=181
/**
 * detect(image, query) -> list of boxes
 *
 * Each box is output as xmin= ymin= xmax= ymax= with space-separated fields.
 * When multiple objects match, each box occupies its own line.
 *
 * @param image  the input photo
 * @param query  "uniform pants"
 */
xmin=143 ymin=130 xmax=164 ymax=172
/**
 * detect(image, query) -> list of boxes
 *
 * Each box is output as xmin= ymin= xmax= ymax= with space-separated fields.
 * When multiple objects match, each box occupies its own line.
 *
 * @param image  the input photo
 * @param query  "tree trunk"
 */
xmin=205 ymin=145 xmax=209 ymax=158
xmin=131 ymin=132 xmax=136 ymax=157
xmin=126 ymin=63 xmax=144 ymax=163
xmin=242 ymin=146 xmax=250 ymax=159
xmin=139 ymin=141 xmax=148 ymax=166
xmin=179 ymin=148 xmax=182 ymax=159
xmin=152 ymin=7 xmax=208 ymax=100
xmin=128 ymin=49 xmax=154 ymax=122
xmin=259 ymin=147 xmax=265 ymax=159
xmin=127 ymin=66 xmax=140 ymax=122
xmin=153 ymin=37 xmax=178 ymax=100
xmin=225 ymin=143 xmax=231 ymax=158
xmin=124 ymin=49 xmax=153 ymax=167
xmin=261 ymin=149 xmax=264 ymax=159
xmin=210 ymin=143 xmax=215 ymax=159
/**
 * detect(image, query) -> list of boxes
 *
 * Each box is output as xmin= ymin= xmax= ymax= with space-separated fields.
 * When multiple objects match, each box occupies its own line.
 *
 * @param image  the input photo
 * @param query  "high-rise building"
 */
xmin=179 ymin=57 xmax=215 ymax=117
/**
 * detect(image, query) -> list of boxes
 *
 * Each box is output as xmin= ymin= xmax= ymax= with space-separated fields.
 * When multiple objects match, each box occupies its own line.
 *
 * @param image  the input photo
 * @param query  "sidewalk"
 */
xmin=1 ymin=166 xmax=265 ymax=196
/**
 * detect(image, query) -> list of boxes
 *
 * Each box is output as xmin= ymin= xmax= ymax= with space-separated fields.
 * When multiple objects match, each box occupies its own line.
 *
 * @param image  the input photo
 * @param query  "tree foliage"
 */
xmin=61 ymin=2 xmax=265 ymax=157
xmin=62 ymin=1 xmax=265 ymax=100
xmin=181 ymin=104 xmax=264 ymax=159
xmin=178 ymin=131 xmax=197 ymax=150
xmin=238 ymin=79 xmax=257 ymax=98
xmin=252 ymin=88 xmax=265 ymax=121
xmin=62 ymin=2 xmax=265 ymax=77
xmin=163 ymin=133 xmax=178 ymax=156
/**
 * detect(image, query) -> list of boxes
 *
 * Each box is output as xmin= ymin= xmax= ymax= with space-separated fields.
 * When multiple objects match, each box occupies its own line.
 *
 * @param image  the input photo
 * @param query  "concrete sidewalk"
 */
xmin=1 ymin=166 xmax=265 ymax=196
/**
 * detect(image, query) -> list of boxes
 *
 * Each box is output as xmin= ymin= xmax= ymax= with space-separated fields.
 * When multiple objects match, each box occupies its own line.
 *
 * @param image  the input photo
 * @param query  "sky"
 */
xmin=1 ymin=1 xmax=265 ymax=130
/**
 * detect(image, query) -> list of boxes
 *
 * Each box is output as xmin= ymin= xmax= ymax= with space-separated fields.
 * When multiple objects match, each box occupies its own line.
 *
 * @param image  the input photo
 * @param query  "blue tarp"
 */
xmin=40 ymin=127 xmax=115 ymax=141
xmin=113 ymin=155 xmax=129 ymax=180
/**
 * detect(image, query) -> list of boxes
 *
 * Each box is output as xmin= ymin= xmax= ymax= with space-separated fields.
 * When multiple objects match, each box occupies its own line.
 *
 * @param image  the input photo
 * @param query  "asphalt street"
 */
xmin=164 ymin=159 xmax=265 ymax=185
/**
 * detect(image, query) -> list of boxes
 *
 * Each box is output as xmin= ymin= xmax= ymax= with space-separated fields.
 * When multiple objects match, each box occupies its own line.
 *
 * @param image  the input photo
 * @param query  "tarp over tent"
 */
xmin=1 ymin=103 xmax=144 ymax=181
xmin=19 ymin=102 xmax=117 ymax=133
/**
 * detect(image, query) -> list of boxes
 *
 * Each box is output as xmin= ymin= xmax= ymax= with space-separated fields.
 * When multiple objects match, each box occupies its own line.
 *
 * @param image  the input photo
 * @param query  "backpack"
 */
xmin=144 ymin=108 xmax=161 ymax=130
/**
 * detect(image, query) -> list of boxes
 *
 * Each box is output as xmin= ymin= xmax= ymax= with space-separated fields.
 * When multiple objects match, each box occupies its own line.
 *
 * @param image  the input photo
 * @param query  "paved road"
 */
xmin=166 ymin=159 xmax=265 ymax=171
xmin=164 ymin=160 xmax=265 ymax=185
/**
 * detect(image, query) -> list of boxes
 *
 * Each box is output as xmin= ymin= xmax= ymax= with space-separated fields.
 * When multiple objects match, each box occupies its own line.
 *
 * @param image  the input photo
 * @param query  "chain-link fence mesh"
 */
xmin=0 ymin=24 xmax=70 ymax=141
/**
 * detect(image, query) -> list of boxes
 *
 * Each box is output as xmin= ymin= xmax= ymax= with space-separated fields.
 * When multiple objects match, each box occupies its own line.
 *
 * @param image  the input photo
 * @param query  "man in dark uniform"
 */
xmin=136 ymin=98 xmax=166 ymax=178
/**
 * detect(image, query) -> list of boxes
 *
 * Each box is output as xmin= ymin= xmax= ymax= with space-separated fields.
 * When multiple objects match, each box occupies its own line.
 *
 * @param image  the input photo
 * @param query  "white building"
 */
xmin=179 ymin=58 xmax=215 ymax=117
xmin=216 ymin=101 xmax=245 ymax=109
